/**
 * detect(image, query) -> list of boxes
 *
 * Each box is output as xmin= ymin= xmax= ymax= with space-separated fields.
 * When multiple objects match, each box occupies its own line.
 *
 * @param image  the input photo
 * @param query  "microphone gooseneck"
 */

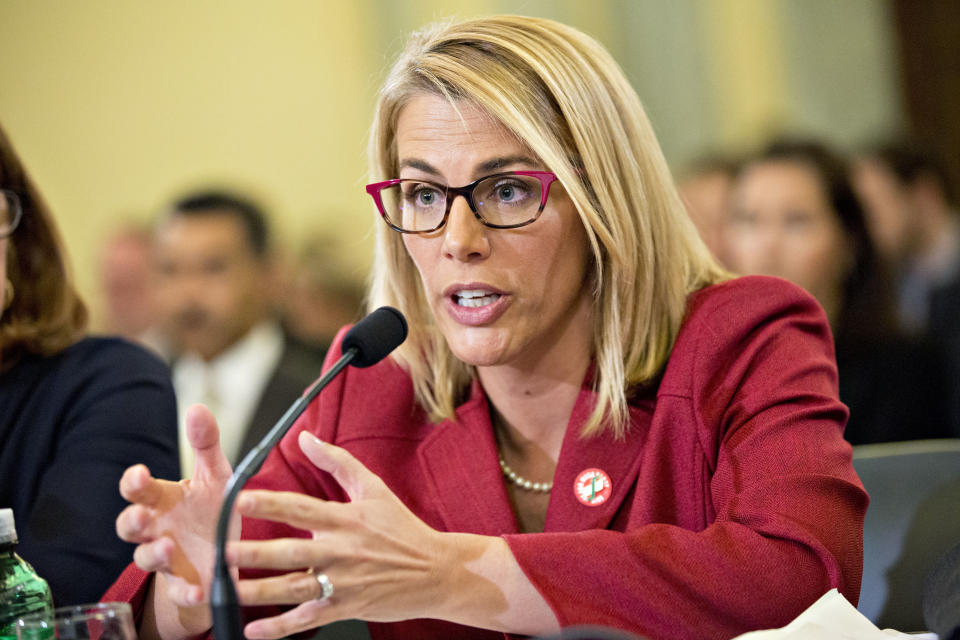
xmin=210 ymin=307 xmax=407 ymax=640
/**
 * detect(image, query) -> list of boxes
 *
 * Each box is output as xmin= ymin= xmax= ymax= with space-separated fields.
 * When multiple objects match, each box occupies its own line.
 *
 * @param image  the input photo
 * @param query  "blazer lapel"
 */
xmin=417 ymin=380 xmax=520 ymax=535
xmin=417 ymin=376 xmax=654 ymax=536
xmin=543 ymin=386 xmax=655 ymax=532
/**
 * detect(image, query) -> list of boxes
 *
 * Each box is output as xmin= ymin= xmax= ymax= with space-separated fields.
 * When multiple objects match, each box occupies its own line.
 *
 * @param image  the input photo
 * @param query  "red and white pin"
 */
xmin=574 ymin=468 xmax=612 ymax=506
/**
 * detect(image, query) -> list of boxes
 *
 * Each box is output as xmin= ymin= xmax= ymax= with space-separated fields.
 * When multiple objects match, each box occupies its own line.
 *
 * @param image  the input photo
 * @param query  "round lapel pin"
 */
xmin=574 ymin=468 xmax=612 ymax=506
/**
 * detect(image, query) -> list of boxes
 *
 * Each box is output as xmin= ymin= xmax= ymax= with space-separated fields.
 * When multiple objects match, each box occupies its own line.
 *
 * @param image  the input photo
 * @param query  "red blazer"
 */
xmin=105 ymin=276 xmax=867 ymax=640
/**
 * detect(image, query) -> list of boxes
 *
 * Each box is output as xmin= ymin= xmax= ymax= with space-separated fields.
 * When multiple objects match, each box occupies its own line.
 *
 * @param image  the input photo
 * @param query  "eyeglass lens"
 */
xmin=381 ymin=174 xmax=544 ymax=232
xmin=0 ymin=190 xmax=20 ymax=237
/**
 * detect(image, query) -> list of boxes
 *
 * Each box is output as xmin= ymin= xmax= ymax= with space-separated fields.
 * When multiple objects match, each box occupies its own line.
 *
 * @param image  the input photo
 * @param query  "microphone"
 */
xmin=210 ymin=306 xmax=407 ymax=640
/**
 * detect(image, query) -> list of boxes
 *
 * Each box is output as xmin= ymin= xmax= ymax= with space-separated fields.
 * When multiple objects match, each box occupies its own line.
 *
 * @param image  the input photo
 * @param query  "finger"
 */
xmin=227 ymin=538 xmax=332 ymax=570
xmin=185 ymin=404 xmax=232 ymax=483
xmin=243 ymin=599 xmax=336 ymax=640
xmin=235 ymin=571 xmax=322 ymax=606
xmin=119 ymin=464 xmax=165 ymax=507
xmin=156 ymin=573 xmax=205 ymax=608
xmin=297 ymin=431 xmax=385 ymax=499
xmin=116 ymin=504 xmax=158 ymax=543
xmin=235 ymin=490 xmax=346 ymax=532
xmin=132 ymin=537 xmax=176 ymax=573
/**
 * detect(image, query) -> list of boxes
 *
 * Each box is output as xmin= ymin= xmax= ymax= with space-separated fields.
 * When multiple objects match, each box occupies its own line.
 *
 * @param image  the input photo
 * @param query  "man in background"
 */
xmin=153 ymin=190 xmax=326 ymax=476
xmin=280 ymin=232 xmax=365 ymax=359
xmin=98 ymin=225 xmax=168 ymax=357
xmin=852 ymin=142 xmax=960 ymax=338
xmin=853 ymin=143 xmax=960 ymax=431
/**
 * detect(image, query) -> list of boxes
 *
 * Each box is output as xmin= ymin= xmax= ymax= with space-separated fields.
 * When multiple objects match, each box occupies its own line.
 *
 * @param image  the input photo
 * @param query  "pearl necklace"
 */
xmin=498 ymin=457 xmax=553 ymax=493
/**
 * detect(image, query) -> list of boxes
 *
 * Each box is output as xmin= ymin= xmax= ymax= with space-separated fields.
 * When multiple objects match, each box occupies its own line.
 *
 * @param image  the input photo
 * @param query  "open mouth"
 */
xmin=453 ymin=289 xmax=502 ymax=308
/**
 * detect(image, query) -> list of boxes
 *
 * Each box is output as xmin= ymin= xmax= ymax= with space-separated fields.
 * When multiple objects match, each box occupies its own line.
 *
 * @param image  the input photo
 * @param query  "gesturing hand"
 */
xmin=115 ymin=404 xmax=238 ymax=639
xmin=227 ymin=431 xmax=454 ymax=639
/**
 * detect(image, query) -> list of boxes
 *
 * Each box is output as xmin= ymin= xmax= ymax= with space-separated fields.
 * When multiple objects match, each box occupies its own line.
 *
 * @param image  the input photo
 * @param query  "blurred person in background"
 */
xmin=852 ymin=142 xmax=960 ymax=340
xmin=279 ymin=232 xmax=365 ymax=360
xmin=152 ymin=191 xmax=326 ymax=476
xmin=724 ymin=139 xmax=954 ymax=444
xmin=98 ymin=224 xmax=168 ymax=357
xmin=0 ymin=122 xmax=179 ymax=605
xmin=676 ymin=154 xmax=740 ymax=265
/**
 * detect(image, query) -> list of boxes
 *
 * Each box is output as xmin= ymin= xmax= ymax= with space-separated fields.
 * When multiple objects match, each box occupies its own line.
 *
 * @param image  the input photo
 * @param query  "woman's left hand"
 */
xmin=226 ymin=430 xmax=457 ymax=639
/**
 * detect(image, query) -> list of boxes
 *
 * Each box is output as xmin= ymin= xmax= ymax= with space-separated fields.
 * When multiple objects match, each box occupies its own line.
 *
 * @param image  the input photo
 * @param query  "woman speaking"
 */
xmin=110 ymin=15 xmax=866 ymax=640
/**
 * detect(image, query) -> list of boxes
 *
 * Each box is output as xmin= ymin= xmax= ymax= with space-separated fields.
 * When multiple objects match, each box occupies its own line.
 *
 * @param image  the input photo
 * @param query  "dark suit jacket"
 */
xmin=929 ymin=274 xmax=960 ymax=344
xmin=929 ymin=276 xmax=960 ymax=433
xmin=836 ymin=334 xmax=954 ymax=444
xmin=0 ymin=337 xmax=179 ymax=605
xmin=105 ymin=277 xmax=866 ymax=640
xmin=236 ymin=338 xmax=328 ymax=461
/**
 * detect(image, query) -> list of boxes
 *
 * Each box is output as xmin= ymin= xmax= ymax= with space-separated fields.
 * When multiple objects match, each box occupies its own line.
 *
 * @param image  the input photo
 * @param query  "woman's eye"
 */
xmin=784 ymin=212 xmax=813 ymax=230
xmin=405 ymin=185 xmax=442 ymax=208
xmin=491 ymin=181 xmax=530 ymax=204
xmin=729 ymin=210 xmax=758 ymax=227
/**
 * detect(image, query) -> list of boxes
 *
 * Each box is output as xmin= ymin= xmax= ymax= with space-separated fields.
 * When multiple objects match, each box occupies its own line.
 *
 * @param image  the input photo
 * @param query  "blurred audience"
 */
xmin=852 ymin=142 xmax=960 ymax=339
xmin=676 ymin=154 xmax=740 ymax=265
xmin=854 ymin=142 xmax=960 ymax=429
xmin=0 ymin=123 xmax=179 ymax=605
xmin=279 ymin=233 xmax=365 ymax=358
xmin=724 ymin=139 xmax=953 ymax=444
xmin=152 ymin=190 xmax=325 ymax=475
xmin=97 ymin=224 xmax=168 ymax=357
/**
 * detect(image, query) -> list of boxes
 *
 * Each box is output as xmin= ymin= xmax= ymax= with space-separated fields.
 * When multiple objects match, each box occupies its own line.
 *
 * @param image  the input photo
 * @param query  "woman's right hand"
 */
xmin=115 ymin=404 xmax=238 ymax=640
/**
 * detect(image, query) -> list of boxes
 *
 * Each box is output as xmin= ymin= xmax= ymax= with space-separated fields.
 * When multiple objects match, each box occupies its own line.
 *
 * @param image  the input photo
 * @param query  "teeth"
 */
xmin=459 ymin=295 xmax=498 ymax=308
xmin=455 ymin=290 xmax=501 ymax=308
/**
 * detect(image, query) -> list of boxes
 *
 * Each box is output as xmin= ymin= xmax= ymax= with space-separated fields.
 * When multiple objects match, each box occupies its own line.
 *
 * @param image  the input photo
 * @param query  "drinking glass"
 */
xmin=16 ymin=602 xmax=136 ymax=640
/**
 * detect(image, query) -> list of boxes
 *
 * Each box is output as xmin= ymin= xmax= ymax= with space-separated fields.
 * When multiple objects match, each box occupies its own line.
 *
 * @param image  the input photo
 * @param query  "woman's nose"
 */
xmin=752 ymin=226 xmax=785 ymax=272
xmin=442 ymin=195 xmax=490 ymax=261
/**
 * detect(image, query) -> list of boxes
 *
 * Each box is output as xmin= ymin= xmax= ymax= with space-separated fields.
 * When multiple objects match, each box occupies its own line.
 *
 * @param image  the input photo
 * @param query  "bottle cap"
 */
xmin=0 ymin=508 xmax=17 ymax=544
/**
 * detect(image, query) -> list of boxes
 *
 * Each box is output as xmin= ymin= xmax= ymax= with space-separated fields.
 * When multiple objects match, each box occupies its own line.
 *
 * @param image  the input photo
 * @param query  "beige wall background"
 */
xmin=0 ymin=0 xmax=902 ymax=329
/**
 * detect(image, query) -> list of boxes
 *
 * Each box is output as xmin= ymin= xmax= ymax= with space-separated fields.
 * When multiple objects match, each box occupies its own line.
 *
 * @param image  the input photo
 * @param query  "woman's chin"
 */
xmin=444 ymin=330 xmax=512 ymax=368
xmin=448 ymin=344 xmax=506 ymax=368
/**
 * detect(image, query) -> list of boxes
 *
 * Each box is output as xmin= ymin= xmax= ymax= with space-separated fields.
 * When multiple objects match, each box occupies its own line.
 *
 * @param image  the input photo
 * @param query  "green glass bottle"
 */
xmin=0 ymin=509 xmax=53 ymax=640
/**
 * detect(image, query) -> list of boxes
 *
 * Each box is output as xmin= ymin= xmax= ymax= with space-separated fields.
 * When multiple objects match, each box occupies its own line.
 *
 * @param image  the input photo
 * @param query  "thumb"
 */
xmin=185 ymin=404 xmax=233 ymax=483
xmin=298 ymin=430 xmax=384 ymax=500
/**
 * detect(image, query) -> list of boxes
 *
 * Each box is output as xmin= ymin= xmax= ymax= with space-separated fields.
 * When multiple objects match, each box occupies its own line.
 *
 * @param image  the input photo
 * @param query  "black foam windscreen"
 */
xmin=342 ymin=306 xmax=408 ymax=368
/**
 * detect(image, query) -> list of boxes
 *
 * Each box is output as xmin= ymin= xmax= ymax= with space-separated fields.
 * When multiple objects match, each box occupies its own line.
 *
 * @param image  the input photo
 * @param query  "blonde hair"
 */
xmin=368 ymin=15 xmax=729 ymax=437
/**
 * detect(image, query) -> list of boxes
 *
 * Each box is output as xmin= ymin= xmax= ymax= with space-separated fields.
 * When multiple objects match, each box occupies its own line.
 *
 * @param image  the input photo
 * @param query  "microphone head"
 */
xmin=342 ymin=306 xmax=408 ymax=368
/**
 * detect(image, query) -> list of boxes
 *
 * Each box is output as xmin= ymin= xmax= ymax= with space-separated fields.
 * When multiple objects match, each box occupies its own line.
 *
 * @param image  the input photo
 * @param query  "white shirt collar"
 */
xmin=173 ymin=320 xmax=285 ymax=477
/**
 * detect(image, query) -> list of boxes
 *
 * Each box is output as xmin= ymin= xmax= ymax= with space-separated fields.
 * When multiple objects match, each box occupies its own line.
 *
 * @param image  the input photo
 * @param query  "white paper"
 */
xmin=731 ymin=589 xmax=939 ymax=640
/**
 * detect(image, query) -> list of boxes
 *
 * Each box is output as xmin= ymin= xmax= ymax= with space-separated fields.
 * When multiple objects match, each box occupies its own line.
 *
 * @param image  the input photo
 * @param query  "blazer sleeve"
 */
xmin=20 ymin=339 xmax=180 ymax=606
xmin=504 ymin=278 xmax=868 ymax=640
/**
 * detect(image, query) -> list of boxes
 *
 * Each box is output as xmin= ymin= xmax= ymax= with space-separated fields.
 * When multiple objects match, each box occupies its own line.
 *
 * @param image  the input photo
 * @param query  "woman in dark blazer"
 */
xmin=725 ymin=139 xmax=952 ymax=444
xmin=0 ymin=122 xmax=179 ymax=605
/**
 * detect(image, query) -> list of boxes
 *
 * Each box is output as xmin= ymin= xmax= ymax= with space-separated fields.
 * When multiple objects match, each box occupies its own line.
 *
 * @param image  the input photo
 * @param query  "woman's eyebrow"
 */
xmin=398 ymin=158 xmax=440 ymax=176
xmin=475 ymin=155 xmax=539 ymax=174
xmin=397 ymin=154 xmax=541 ymax=180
